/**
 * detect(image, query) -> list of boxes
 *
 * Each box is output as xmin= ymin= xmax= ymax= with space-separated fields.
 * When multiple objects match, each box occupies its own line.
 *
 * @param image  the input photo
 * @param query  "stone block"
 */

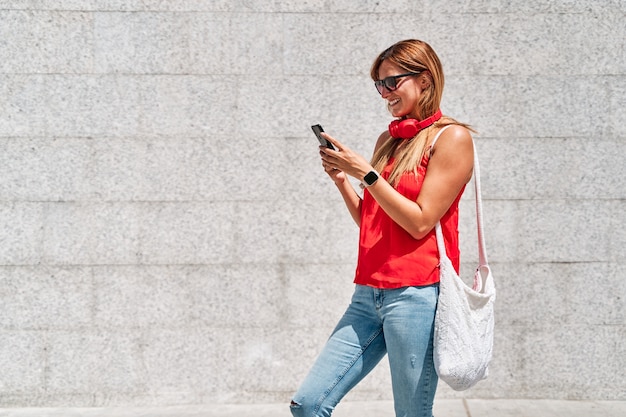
xmin=186 ymin=263 xmax=285 ymax=328
xmin=446 ymin=75 xmax=611 ymax=139
xmin=0 ymin=203 xmax=43 ymax=265
xmin=140 ymin=328 xmax=219 ymax=402
xmin=0 ymin=1 xmax=270 ymax=12
xmin=235 ymin=75 xmax=327 ymax=137
xmin=192 ymin=135 xmax=290 ymax=202
xmin=611 ymin=76 xmax=626 ymax=137
xmin=89 ymin=136 xmax=199 ymax=202
xmin=329 ymin=0 xmax=417 ymax=13
xmin=136 ymin=75 xmax=235 ymax=137
xmin=85 ymin=135 xmax=272 ymax=202
xmin=0 ymin=137 xmax=93 ymax=201
xmin=282 ymin=12 xmax=421 ymax=76
xmin=94 ymin=12 xmax=190 ymax=74
xmin=281 ymin=262 xmax=357 ymax=329
xmin=481 ymin=199 xmax=614 ymax=263
xmin=0 ymin=75 xmax=47 ymax=136
xmin=434 ymin=0 xmax=623 ymax=13
xmin=46 ymin=330 xmax=147 ymax=394
xmin=43 ymin=202 xmax=141 ymax=265
xmin=140 ymin=326 xmax=340 ymax=403
xmin=608 ymin=200 xmax=626 ymax=262
xmin=475 ymin=138 xmax=626 ymax=200
xmin=0 ymin=134 xmax=366 ymax=205
xmin=477 ymin=324 xmax=626 ymax=400
xmin=137 ymin=202 xmax=235 ymax=264
xmin=0 ymin=331 xmax=45 ymax=394
xmin=188 ymin=12 xmax=284 ymax=75
xmin=431 ymin=12 xmax=623 ymax=76
xmin=233 ymin=199 xmax=358 ymax=264
xmin=564 ymin=262 xmax=625 ymax=325
xmin=93 ymin=265 xmax=194 ymax=330
xmin=494 ymin=262 xmax=626 ymax=328
xmin=0 ymin=266 xmax=92 ymax=329
xmin=277 ymin=0 xmax=330 ymax=12
xmin=0 ymin=10 xmax=92 ymax=74
xmin=44 ymin=75 xmax=141 ymax=137
xmin=271 ymin=135 xmax=336 ymax=202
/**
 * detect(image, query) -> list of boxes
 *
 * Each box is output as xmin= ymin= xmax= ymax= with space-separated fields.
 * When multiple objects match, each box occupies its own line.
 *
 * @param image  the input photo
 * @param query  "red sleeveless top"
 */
xmin=354 ymin=143 xmax=464 ymax=289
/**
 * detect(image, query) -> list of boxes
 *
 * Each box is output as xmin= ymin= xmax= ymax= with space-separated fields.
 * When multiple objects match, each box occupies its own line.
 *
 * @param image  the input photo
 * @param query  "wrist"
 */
xmin=360 ymin=169 xmax=380 ymax=189
xmin=333 ymin=177 xmax=346 ymax=186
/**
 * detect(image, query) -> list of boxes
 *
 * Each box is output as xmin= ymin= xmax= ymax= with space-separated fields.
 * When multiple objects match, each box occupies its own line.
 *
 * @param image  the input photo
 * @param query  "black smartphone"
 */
xmin=311 ymin=124 xmax=335 ymax=150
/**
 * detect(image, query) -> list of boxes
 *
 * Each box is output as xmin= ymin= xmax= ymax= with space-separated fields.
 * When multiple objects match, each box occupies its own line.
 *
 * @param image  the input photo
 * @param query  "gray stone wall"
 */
xmin=0 ymin=0 xmax=624 ymax=407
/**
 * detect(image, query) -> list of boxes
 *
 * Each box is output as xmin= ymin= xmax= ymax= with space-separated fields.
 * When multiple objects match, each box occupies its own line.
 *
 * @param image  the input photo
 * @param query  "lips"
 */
xmin=388 ymin=98 xmax=400 ymax=106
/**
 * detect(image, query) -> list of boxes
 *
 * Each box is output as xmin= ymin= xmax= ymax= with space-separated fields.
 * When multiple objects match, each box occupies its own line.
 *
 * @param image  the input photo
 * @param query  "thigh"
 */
xmin=382 ymin=285 xmax=439 ymax=417
xmin=291 ymin=285 xmax=387 ymax=417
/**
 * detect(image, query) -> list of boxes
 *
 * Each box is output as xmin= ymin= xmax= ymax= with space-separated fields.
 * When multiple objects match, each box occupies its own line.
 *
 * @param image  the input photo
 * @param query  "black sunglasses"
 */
xmin=374 ymin=71 xmax=423 ymax=95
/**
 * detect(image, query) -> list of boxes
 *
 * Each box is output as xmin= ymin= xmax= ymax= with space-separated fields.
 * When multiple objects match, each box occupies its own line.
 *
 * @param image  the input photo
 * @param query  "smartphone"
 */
xmin=311 ymin=124 xmax=335 ymax=150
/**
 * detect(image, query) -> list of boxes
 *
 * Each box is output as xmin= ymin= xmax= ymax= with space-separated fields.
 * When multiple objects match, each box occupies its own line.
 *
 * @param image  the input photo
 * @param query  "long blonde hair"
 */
xmin=370 ymin=39 xmax=473 ymax=186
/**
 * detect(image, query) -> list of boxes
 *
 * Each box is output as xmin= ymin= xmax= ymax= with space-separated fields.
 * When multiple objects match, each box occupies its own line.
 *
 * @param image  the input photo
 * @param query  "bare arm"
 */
xmin=320 ymin=132 xmax=390 ymax=226
xmin=320 ymin=148 xmax=362 ymax=227
xmin=320 ymin=126 xmax=473 ymax=239
xmin=334 ymin=175 xmax=362 ymax=226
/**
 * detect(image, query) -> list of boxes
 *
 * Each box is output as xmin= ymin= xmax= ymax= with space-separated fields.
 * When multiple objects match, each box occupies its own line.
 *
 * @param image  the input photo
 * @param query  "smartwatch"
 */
xmin=362 ymin=170 xmax=380 ymax=188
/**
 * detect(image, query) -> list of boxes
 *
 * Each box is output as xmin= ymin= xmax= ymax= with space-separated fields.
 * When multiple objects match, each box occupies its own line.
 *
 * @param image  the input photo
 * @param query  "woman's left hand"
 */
xmin=319 ymin=132 xmax=372 ymax=181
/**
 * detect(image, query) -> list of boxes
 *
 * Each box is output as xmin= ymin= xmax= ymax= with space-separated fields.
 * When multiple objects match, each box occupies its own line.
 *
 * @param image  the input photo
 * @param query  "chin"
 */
xmin=388 ymin=107 xmax=407 ymax=119
xmin=391 ymin=110 xmax=410 ymax=119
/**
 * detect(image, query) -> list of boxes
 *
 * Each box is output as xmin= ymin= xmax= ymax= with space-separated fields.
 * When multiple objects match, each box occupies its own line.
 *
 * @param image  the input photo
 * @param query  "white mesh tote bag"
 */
xmin=433 ymin=138 xmax=496 ymax=391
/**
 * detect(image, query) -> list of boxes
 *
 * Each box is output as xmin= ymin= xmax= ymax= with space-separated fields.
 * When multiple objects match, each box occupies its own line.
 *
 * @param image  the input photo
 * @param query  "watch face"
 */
xmin=364 ymin=171 xmax=379 ymax=185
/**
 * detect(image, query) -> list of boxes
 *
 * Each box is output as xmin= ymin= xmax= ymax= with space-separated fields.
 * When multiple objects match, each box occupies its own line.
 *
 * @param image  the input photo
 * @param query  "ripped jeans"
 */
xmin=290 ymin=284 xmax=439 ymax=417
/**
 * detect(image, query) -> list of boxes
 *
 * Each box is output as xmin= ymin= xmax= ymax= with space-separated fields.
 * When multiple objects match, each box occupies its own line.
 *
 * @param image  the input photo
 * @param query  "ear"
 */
xmin=420 ymin=71 xmax=432 ymax=88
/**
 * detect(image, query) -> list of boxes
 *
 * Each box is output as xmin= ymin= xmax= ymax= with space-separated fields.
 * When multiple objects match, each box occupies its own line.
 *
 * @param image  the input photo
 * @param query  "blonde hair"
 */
xmin=370 ymin=39 xmax=473 ymax=186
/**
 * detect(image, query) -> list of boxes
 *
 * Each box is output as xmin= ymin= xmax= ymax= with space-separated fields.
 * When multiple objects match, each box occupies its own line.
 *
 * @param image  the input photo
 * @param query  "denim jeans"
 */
xmin=290 ymin=284 xmax=439 ymax=417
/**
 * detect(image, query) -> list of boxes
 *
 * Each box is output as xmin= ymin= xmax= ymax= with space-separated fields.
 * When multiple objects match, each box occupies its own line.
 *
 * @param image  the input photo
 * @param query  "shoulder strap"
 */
xmin=435 ymin=139 xmax=489 ymax=267
xmin=473 ymin=139 xmax=488 ymax=267
xmin=429 ymin=124 xmax=453 ymax=156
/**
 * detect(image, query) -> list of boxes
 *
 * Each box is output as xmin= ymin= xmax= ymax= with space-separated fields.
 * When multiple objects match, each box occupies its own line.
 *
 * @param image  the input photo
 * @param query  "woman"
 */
xmin=290 ymin=39 xmax=474 ymax=417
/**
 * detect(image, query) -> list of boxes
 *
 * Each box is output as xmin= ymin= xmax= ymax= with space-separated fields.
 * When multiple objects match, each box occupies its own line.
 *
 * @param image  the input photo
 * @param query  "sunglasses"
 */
xmin=374 ymin=71 xmax=423 ymax=95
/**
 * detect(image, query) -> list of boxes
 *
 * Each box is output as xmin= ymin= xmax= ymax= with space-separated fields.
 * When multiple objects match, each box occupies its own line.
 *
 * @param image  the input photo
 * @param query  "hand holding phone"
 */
xmin=311 ymin=124 xmax=335 ymax=150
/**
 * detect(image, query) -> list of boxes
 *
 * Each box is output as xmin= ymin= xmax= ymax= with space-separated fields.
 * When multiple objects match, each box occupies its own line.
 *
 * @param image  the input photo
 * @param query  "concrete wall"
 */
xmin=0 ymin=0 xmax=624 ymax=408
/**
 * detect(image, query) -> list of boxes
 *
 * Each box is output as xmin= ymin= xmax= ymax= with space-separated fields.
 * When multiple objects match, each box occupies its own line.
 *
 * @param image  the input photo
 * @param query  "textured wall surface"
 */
xmin=0 ymin=0 xmax=624 ymax=408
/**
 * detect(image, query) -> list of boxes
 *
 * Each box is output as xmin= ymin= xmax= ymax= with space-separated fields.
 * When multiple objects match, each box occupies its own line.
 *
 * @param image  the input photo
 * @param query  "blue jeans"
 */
xmin=290 ymin=284 xmax=439 ymax=417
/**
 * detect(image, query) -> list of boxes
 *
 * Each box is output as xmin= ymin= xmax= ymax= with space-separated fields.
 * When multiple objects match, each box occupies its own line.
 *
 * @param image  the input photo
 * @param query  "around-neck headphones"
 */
xmin=388 ymin=109 xmax=443 ymax=139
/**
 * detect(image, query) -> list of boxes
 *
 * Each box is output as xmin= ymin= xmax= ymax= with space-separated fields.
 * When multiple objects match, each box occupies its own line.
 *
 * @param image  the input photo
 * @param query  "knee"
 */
xmin=289 ymin=399 xmax=304 ymax=417
xmin=290 ymin=397 xmax=329 ymax=417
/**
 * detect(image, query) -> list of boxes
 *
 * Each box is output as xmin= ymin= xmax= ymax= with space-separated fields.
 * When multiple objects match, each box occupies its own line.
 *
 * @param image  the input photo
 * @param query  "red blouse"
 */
xmin=354 ymin=148 xmax=464 ymax=289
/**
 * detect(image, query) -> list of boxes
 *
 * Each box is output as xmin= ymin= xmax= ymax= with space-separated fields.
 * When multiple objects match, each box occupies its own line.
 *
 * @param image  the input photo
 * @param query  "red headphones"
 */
xmin=388 ymin=109 xmax=443 ymax=139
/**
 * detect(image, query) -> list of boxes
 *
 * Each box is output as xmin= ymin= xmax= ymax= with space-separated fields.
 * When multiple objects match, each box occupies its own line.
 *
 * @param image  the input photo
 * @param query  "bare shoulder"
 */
xmin=429 ymin=124 xmax=474 ymax=183
xmin=431 ymin=124 xmax=473 ymax=157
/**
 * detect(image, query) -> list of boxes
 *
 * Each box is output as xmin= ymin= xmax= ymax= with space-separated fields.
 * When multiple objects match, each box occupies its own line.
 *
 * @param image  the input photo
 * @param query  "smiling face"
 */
xmin=370 ymin=40 xmax=444 ymax=121
xmin=377 ymin=60 xmax=427 ymax=120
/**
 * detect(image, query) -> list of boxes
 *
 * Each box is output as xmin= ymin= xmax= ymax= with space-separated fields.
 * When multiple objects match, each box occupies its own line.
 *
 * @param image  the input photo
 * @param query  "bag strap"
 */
xmin=435 ymin=137 xmax=489 ymax=268
xmin=473 ymin=139 xmax=489 ymax=267
xmin=429 ymin=125 xmax=452 ymax=157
